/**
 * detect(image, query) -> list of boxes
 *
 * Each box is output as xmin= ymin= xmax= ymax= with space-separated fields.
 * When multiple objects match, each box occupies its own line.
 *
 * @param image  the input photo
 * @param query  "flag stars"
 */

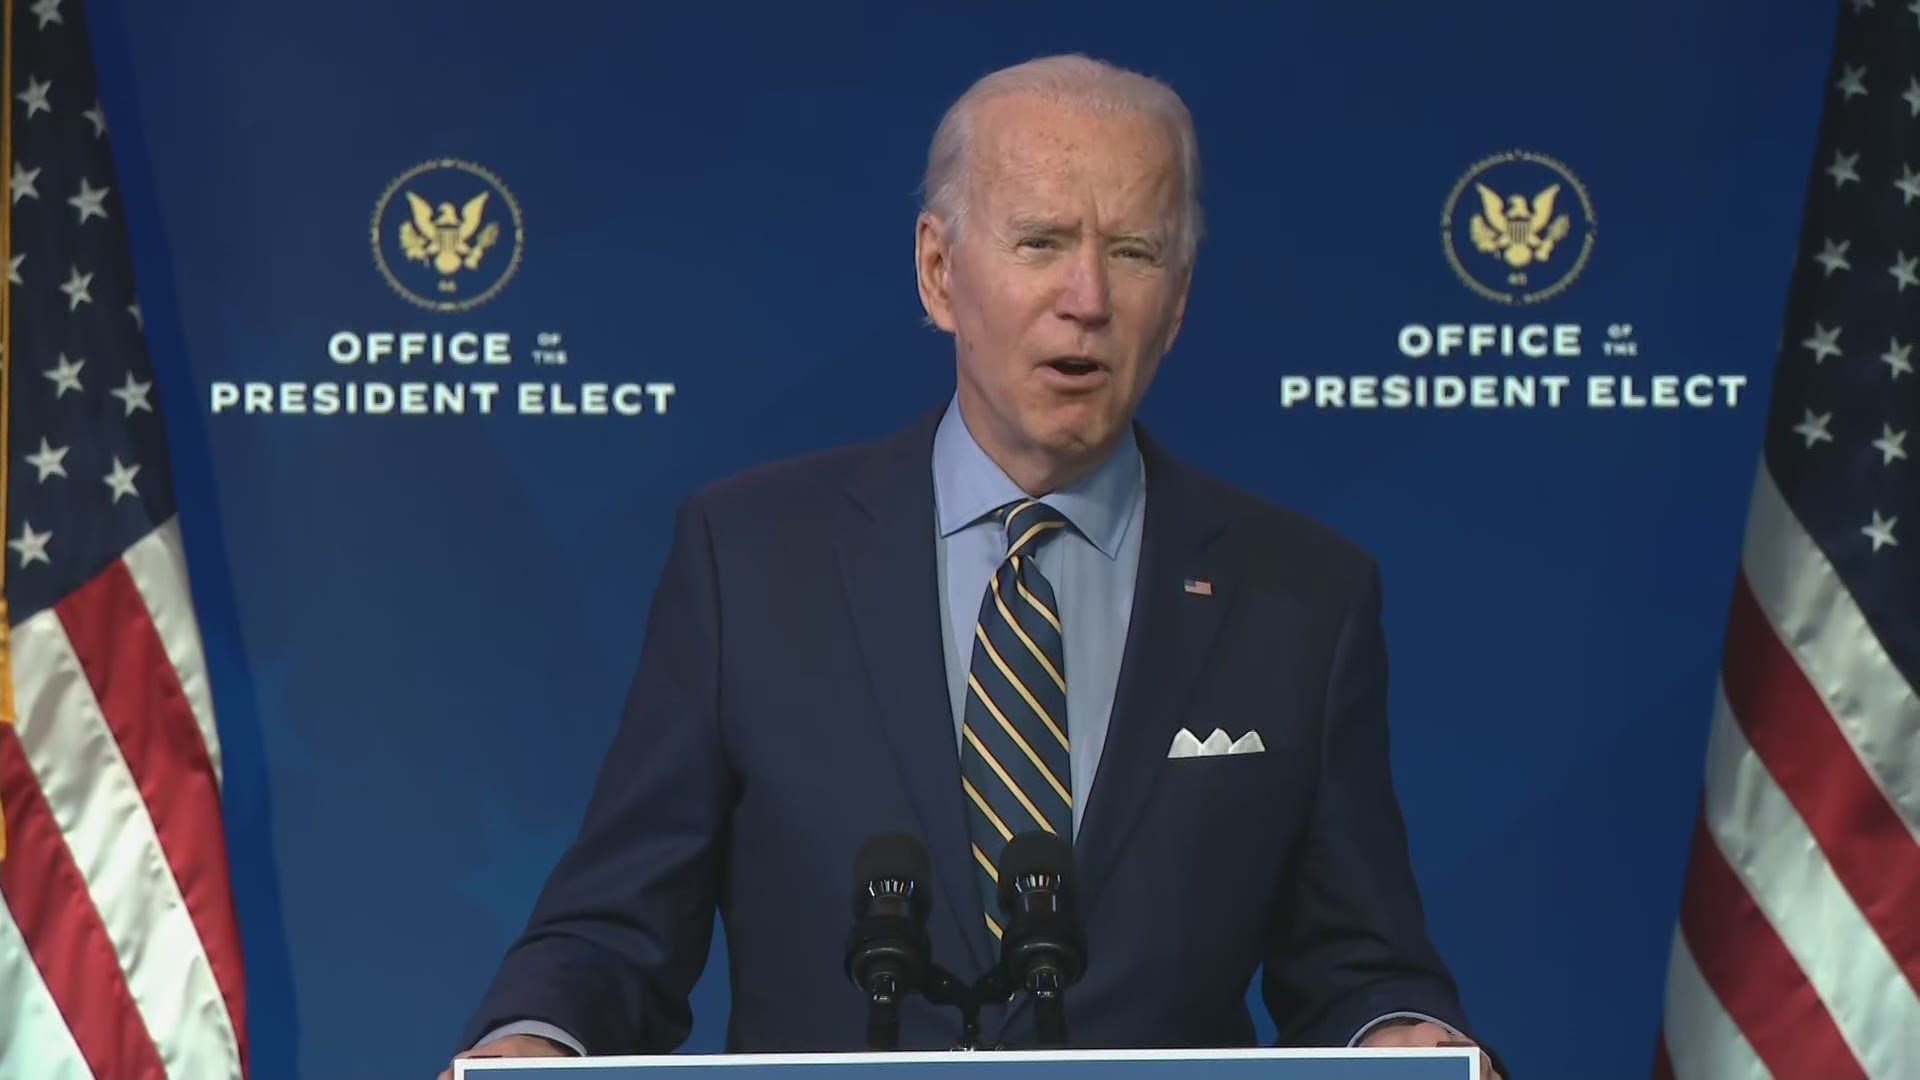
xmin=1793 ymin=409 xmax=1835 ymax=447
xmin=1861 ymin=510 xmax=1899 ymax=552
xmin=28 ymin=0 xmax=61 ymax=29
xmin=1802 ymin=323 xmax=1843 ymax=364
xmin=8 ymin=523 xmax=52 ymax=569
xmin=7 ymin=253 xmax=23 ymax=287
xmin=1906 ymin=77 xmax=1920 ymax=119
xmin=1836 ymin=64 xmax=1869 ymax=101
xmin=44 ymin=353 xmax=84 ymax=397
xmin=9 ymin=161 xmax=40 ymax=204
xmin=1890 ymin=251 xmax=1920 ymax=292
xmin=16 ymin=76 xmax=52 ymax=119
xmin=1898 ymin=164 xmax=1920 ymax=206
xmin=58 ymin=265 xmax=93 ymax=310
xmin=110 ymin=372 xmax=154 ymax=416
xmin=1849 ymin=0 xmax=1874 ymax=11
xmin=1827 ymin=150 xmax=1862 ymax=188
xmin=1910 ymin=0 xmax=1920 ymax=28
xmin=103 ymin=458 xmax=141 ymax=504
xmin=128 ymin=301 xmax=143 ymax=330
xmin=25 ymin=438 xmax=69 ymax=482
xmin=67 ymin=178 xmax=109 ymax=224
xmin=1813 ymin=237 xmax=1852 ymax=276
xmin=82 ymin=101 xmax=106 ymax=137
xmin=1871 ymin=424 xmax=1908 ymax=465
xmin=1883 ymin=338 xmax=1913 ymax=379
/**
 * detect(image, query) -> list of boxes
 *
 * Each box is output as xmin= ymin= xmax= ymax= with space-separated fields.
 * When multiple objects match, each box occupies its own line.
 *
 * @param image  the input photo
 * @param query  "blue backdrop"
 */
xmin=80 ymin=2 xmax=1835 ymax=1077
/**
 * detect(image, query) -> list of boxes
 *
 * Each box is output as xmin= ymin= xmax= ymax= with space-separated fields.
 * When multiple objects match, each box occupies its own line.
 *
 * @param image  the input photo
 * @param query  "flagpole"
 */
xmin=0 ymin=0 xmax=17 ymax=862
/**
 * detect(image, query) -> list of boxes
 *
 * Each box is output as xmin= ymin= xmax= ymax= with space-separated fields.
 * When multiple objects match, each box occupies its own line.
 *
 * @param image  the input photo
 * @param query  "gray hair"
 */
xmin=920 ymin=54 xmax=1205 ymax=268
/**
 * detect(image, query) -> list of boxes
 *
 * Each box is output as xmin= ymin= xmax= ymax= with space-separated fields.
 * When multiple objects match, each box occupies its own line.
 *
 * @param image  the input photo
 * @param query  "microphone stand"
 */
xmin=922 ymin=964 xmax=987 ymax=1049
xmin=1028 ymin=967 xmax=1067 ymax=1048
xmin=864 ymin=971 xmax=902 ymax=1051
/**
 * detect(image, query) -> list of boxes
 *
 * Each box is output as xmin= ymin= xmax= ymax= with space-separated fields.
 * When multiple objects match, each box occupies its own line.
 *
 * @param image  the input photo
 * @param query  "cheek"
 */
xmin=953 ymin=279 xmax=1017 ymax=345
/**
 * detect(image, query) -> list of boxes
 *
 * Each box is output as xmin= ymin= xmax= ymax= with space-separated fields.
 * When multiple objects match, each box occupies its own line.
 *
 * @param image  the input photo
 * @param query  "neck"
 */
xmin=954 ymin=397 xmax=1118 ymax=497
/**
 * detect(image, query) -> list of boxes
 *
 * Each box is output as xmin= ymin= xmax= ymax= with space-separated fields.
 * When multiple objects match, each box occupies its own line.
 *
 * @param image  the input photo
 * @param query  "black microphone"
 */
xmin=996 ymin=831 xmax=1086 ymax=1048
xmin=844 ymin=833 xmax=933 ymax=1050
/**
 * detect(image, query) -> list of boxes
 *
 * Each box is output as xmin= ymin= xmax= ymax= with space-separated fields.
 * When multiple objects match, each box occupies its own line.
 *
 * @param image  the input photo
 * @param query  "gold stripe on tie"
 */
xmin=967 ymin=673 xmax=1071 ymax=805
xmin=986 ymin=913 xmax=1004 ymax=939
xmin=972 ymin=842 xmax=999 ymax=882
xmin=990 ymin=576 xmax=1067 ymax=693
xmin=962 ymin=726 xmax=1058 ymax=834
xmin=973 ymin=628 xmax=1070 ymax=754
xmin=1016 ymin=577 xmax=1062 ymax=633
xmin=962 ymin=776 xmax=1015 ymax=842
xmin=1008 ymin=519 xmax=1066 ymax=558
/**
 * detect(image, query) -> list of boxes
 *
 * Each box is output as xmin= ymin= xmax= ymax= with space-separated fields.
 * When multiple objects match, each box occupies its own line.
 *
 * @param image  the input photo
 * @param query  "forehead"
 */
xmin=968 ymin=96 xmax=1181 ymax=223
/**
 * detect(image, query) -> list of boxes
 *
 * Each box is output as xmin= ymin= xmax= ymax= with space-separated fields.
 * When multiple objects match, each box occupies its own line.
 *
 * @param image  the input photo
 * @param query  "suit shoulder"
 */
xmin=679 ymin=421 xmax=922 ymax=540
xmin=683 ymin=444 xmax=864 ymax=526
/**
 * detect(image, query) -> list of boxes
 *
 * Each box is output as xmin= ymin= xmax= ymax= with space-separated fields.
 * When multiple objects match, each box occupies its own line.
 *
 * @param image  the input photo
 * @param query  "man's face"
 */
xmin=918 ymin=96 xmax=1192 ymax=488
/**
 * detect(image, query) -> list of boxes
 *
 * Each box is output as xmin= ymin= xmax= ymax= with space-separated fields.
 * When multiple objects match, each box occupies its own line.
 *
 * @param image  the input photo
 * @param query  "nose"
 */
xmin=1054 ymin=243 xmax=1112 ymax=327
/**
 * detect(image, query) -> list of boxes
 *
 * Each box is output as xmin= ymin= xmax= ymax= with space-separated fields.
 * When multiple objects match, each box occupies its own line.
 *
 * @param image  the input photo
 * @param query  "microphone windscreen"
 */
xmin=853 ymin=833 xmax=930 ymax=892
xmin=998 ymin=831 xmax=1074 ymax=891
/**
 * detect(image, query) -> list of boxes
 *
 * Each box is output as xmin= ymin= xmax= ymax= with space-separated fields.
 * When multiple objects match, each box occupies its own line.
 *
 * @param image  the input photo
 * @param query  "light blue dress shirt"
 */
xmin=931 ymin=397 xmax=1146 ymax=837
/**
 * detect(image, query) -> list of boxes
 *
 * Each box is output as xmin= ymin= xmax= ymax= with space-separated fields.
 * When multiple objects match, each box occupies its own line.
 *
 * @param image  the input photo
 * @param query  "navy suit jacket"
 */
xmin=462 ymin=409 xmax=1471 ymax=1054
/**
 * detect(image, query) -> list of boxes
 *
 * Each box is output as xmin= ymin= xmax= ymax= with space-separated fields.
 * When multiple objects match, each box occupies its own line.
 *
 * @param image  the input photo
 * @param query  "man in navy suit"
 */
xmin=443 ymin=53 xmax=1500 ymax=1078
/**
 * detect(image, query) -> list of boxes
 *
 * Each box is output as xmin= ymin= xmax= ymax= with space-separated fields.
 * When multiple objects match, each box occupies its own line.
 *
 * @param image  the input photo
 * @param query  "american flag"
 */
xmin=2 ymin=1 xmax=247 ymax=1077
xmin=1654 ymin=3 xmax=1919 ymax=1078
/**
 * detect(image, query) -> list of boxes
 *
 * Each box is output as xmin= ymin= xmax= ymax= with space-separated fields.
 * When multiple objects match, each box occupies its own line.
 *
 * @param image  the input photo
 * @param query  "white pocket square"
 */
xmin=1166 ymin=727 xmax=1265 ymax=758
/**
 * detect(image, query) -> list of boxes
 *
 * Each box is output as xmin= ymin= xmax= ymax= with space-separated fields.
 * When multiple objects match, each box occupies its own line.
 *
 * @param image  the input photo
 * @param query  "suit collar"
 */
xmin=838 ymin=406 xmax=997 ymax=975
xmin=1072 ymin=426 xmax=1235 ymax=917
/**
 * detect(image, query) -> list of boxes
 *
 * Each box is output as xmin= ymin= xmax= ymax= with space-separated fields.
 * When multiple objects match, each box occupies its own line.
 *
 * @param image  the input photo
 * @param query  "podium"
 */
xmin=457 ymin=1047 xmax=1482 ymax=1079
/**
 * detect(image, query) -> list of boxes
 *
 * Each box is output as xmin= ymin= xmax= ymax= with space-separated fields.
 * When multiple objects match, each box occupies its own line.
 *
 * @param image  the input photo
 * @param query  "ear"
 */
xmin=915 ymin=212 xmax=958 ymax=333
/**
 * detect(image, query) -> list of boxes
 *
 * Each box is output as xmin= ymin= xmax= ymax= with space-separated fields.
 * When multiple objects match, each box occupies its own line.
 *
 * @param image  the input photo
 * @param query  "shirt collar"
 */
xmin=932 ymin=395 xmax=1141 ymax=559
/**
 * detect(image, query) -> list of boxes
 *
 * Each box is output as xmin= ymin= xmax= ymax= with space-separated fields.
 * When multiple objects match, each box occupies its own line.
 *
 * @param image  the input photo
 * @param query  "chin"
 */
xmin=1032 ymin=423 xmax=1116 ymax=461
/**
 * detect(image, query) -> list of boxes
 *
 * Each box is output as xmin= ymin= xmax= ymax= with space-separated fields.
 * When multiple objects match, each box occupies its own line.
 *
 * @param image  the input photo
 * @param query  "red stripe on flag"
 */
xmin=1677 ymin=811 xmax=1863 ymax=1078
xmin=1650 ymin=1034 xmax=1674 ymax=1080
xmin=1725 ymin=574 xmax=1920 ymax=989
xmin=0 ymin=723 xmax=169 ymax=1080
xmin=57 ymin=561 xmax=249 ymax=1068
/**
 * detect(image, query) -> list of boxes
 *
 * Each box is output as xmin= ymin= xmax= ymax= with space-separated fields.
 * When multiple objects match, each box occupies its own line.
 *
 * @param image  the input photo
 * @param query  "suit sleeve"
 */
xmin=1259 ymin=561 xmax=1475 ymax=1047
xmin=459 ymin=495 xmax=732 ymax=1056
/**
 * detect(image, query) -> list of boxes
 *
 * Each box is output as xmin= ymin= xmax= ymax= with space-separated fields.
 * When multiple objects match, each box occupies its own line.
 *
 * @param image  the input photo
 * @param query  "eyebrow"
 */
xmin=1006 ymin=215 xmax=1167 ymax=248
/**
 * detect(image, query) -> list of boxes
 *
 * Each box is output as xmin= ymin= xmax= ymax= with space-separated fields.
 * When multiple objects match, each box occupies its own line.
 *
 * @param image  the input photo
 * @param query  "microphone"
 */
xmin=996 ymin=831 xmax=1086 ymax=1048
xmin=844 ymin=833 xmax=933 ymax=1050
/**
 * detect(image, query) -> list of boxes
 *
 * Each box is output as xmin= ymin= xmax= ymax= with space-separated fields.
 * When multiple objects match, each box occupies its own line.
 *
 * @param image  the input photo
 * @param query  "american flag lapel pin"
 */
xmin=1183 ymin=577 xmax=1214 ymax=597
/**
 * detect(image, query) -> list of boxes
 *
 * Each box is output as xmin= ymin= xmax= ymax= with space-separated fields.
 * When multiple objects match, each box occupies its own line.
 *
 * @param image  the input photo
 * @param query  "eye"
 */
xmin=1114 ymin=246 xmax=1154 ymax=262
xmin=1017 ymin=236 xmax=1058 ymax=252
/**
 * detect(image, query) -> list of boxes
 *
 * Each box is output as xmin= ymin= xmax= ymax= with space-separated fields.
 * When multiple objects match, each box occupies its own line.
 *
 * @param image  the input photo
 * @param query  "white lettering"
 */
xmin=1398 ymin=325 xmax=1434 ymax=359
xmin=328 ymin=332 xmax=361 ymax=365
xmin=614 ymin=384 xmax=646 ymax=415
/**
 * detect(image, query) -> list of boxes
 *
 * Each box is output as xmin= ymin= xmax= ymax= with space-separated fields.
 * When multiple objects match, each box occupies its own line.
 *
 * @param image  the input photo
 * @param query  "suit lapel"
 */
xmin=1074 ymin=429 xmax=1232 ymax=922
xmin=837 ymin=411 xmax=994 ymax=976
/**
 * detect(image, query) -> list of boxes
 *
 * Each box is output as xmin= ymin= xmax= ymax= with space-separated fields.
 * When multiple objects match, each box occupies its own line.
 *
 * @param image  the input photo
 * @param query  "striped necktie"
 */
xmin=959 ymin=498 xmax=1071 ymax=944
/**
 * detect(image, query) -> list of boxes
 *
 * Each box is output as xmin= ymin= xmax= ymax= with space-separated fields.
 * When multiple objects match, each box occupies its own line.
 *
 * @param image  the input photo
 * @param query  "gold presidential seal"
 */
xmin=1442 ymin=151 xmax=1595 ymax=305
xmin=371 ymin=159 xmax=524 ymax=313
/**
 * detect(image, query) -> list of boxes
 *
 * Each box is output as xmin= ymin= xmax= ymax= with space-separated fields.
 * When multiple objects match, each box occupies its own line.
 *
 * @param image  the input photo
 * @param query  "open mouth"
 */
xmin=1044 ymin=357 xmax=1105 ymax=377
